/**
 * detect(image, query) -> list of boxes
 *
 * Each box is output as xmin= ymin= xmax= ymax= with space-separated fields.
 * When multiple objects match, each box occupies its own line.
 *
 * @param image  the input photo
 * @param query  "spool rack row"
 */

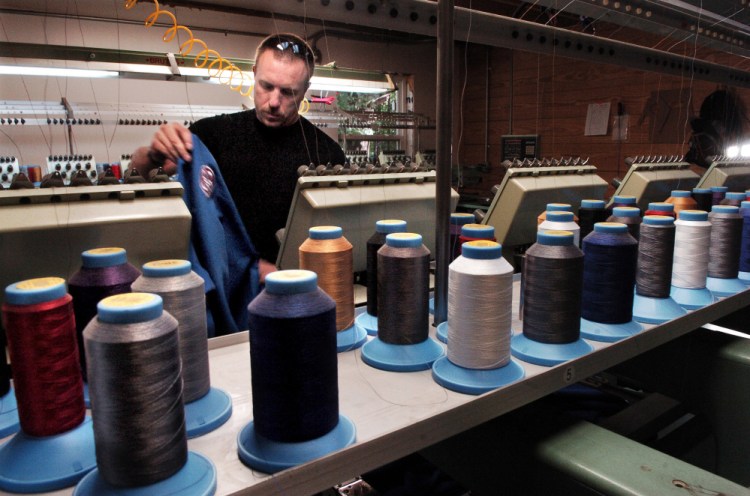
xmin=2 ymin=278 xmax=748 ymax=496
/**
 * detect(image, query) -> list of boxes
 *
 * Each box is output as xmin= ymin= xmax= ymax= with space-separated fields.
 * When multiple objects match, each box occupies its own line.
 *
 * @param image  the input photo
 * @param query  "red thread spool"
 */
xmin=1 ymin=277 xmax=85 ymax=437
xmin=458 ymin=224 xmax=496 ymax=256
xmin=644 ymin=202 xmax=676 ymax=219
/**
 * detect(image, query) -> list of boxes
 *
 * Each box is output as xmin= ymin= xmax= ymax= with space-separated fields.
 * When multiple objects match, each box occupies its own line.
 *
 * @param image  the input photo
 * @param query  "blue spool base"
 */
xmin=436 ymin=322 xmax=448 ymax=344
xmin=73 ymin=451 xmax=216 ymax=496
xmin=738 ymin=271 xmax=750 ymax=284
xmin=510 ymin=334 xmax=593 ymax=367
xmin=354 ymin=312 xmax=378 ymax=336
xmin=429 ymin=297 xmax=434 ymax=315
xmin=0 ymin=389 xmax=19 ymax=439
xmin=670 ymin=285 xmax=715 ymax=310
xmin=632 ymin=294 xmax=687 ymax=324
xmin=185 ymin=387 xmax=233 ymax=439
xmin=706 ymin=277 xmax=748 ymax=297
xmin=237 ymin=414 xmax=356 ymax=474
xmin=83 ymin=382 xmax=90 ymax=409
xmin=431 ymin=357 xmax=525 ymax=395
xmin=337 ymin=324 xmax=367 ymax=353
xmin=0 ymin=417 xmax=96 ymax=493
xmin=580 ymin=318 xmax=643 ymax=343
xmin=361 ymin=337 xmax=445 ymax=372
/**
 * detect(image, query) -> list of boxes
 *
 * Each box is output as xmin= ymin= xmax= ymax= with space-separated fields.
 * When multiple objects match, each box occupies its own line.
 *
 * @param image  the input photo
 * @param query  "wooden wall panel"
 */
xmin=456 ymin=37 xmax=750 ymax=200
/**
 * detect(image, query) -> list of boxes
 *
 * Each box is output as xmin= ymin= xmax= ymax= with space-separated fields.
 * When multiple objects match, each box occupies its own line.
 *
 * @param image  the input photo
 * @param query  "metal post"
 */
xmin=434 ymin=0 xmax=454 ymax=325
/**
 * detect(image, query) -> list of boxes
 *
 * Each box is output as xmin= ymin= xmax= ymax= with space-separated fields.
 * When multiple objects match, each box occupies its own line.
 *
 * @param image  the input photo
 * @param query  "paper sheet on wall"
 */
xmin=585 ymin=102 xmax=611 ymax=136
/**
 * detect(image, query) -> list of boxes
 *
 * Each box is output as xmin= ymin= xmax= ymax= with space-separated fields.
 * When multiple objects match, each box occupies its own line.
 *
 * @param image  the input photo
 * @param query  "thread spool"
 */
xmin=665 ymin=190 xmax=698 ymax=215
xmin=539 ymin=211 xmax=580 ymax=246
xmin=511 ymin=231 xmax=593 ymax=366
xmin=739 ymin=201 xmax=750 ymax=283
xmin=238 ymin=270 xmax=355 ymax=473
xmin=361 ymin=233 xmax=444 ymax=372
xmin=131 ymin=260 xmax=232 ymax=438
xmin=0 ymin=277 xmax=96 ymax=493
xmin=299 ymin=226 xmax=365 ymax=352
xmin=537 ymin=203 xmax=575 ymax=225
xmin=580 ymin=223 xmax=643 ymax=341
xmin=720 ymin=192 xmax=746 ymax=207
xmin=644 ymin=202 xmax=676 ymax=219
xmin=670 ymin=210 xmax=716 ymax=309
xmin=21 ymin=165 xmax=42 ymax=184
xmin=432 ymin=241 xmax=524 ymax=395
xmin=76 ymin=292 xmax=216 ymax=495
xmin=357 ymin=219 xmax=408 ymax=336
xmin=607 ymin=195 xmax=638 ymax=216
xmin=706 ymin=205 xmax=747 ymax=296
xmin=578 ymin=199 xmax=608 ymax=248
xmin=633 ymin=216 xmax=686 ymax=324
xmin=607 ymin=206 xmax=642 ymax=240
xmin=458 ymin=223 xmax=496 ymax=251
xmin=450 ymin=213 xmax=475 ymax=261
xmin=711 ymin=186 xmax=728 ymax=205
xmin=68 ymin=247 xmax=141 ymax=388
xmin=692 ymin=188 xmax=713 ymax=213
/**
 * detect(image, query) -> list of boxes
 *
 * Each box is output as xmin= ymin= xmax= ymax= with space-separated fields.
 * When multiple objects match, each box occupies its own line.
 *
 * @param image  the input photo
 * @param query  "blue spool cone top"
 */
xmin=376 ymin=219 xmax=407 ymax=234
xmin=81 ymin=247 xmax=128 ymax=268
xmin=581 ymin=199 xmax=605 ymax=209
xmin=5 ymin=277 xmax=67 ymax=305
xmin=141 ymin=259 xmax=192 ymax=277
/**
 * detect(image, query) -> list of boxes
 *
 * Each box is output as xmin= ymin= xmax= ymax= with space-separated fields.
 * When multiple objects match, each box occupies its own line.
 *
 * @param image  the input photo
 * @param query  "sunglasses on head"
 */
xmin=261 ymin=35 xmax=314 ymax=63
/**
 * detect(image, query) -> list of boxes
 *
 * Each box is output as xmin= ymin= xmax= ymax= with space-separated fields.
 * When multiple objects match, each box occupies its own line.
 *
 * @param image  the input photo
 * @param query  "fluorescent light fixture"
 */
xmin=742 ymin=143 xmax=750 ymax=157
xmin=0 ymin=65 xmax=118 ymax=78
xmin=727 ymin=145 xmax=740 ymax=158
xmin=310 ymin=75 xmax=393 ymax=94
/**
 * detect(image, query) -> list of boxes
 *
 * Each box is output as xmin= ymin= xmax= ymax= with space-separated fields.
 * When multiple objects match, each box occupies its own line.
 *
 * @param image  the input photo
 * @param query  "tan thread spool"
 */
xmin=299 ymin=226 xmax=355 ymax=331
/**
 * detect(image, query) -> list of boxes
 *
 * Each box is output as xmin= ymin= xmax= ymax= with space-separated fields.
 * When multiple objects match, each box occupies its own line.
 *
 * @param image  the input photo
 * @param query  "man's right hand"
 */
xmin=132 ymin=123 xmax=194 ymax=177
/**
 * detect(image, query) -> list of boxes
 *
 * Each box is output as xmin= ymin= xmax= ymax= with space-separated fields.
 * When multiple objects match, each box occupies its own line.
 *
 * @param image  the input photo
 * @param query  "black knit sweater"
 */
xmin=190 ymin=109 xmax=346 ymax=262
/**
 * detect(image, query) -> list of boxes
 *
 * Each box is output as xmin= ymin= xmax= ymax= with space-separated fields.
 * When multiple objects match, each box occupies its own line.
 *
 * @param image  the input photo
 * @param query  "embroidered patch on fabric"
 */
xmin=200 ymin=165 xmax=215 ymax=198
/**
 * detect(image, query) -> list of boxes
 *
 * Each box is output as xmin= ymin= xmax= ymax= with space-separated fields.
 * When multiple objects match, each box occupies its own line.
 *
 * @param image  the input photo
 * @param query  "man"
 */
xmin=132 ymin=33 xmax=346 ymax=333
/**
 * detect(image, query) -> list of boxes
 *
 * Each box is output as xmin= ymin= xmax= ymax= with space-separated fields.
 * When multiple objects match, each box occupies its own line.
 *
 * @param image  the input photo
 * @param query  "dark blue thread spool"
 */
xmin=739 ymin=201 xmax=750 ymax=282
xmin=238 ymin=270 xmax=355 ymax=473
xmin=582 ymin=222 xmax=639 ymax=324
xmin=692 ymin=188 xmax=713 ymax=213
xmin=450 ymin=213 xmax=475 ymax=262
xmin=578 ymin=199 xmax=607 ymax=248
xmin=607 ymin=195 xmax=637 ymax=216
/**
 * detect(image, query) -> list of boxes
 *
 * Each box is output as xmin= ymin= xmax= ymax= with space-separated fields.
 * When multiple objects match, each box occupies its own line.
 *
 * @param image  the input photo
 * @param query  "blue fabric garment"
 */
xmin=178 ymin=135 xmax=261 ymax=336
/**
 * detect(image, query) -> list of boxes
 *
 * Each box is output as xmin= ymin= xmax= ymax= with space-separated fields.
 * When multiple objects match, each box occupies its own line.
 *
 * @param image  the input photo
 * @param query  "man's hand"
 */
xmin=258 ymin=259 xmax=277 ymax=284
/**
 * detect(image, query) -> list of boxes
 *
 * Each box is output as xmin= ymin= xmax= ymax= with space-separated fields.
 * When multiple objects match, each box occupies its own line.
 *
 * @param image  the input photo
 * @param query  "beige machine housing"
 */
xmin=0 ymin=183 xmax=191 ymax=304
xmin=609 ymin=158 xmax=700 ymax=211
xmin=277 ymin=171 xmax=459 ymax=273
xmin=696 ymin=157 xmax=750 ymax=190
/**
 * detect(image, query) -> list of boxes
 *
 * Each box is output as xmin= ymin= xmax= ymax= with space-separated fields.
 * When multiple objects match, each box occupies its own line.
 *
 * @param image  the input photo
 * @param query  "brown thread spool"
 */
xmin=299 ymin=226 xmax=354 ymax=331
xmin=665 ymin=190 xmax=698 ymax=215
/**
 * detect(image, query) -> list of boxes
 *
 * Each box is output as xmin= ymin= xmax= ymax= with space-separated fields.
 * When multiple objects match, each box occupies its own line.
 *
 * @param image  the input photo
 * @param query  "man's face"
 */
xmin=253 ymin=50 xmax=309 ymax=128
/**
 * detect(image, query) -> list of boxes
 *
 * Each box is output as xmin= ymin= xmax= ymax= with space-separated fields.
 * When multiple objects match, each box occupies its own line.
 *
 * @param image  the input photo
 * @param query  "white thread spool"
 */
xmin=672 ymin=210 xmax=712 ymax=289
xmin=447 ymin=240 xmax=513 ymax=369
xmin=539 ymin=211 xmax=580 ymax=247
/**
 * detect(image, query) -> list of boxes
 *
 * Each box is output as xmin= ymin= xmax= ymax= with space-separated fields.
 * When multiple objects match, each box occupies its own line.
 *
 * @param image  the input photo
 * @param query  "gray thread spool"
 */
xmin=131 ymin=259 xmax=210 ymax=403
xmin=83 ymin=292 xmax=187 ymax=487
xmin=377 ymin=233 xmax=431 ymax=345
xmin=672 ymin=210 xmax=712 ymax=289
xmin=708 ymin=205 xmax=743 ymax=279
xmin=636 ymin=216 xmax=676 ymax=298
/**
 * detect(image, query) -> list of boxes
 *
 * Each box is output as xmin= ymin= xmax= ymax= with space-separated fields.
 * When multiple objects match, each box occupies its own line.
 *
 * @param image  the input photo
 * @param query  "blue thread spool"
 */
xmin=633 ymin=216 xmax=686 ymax=324
xmin=433 ymin=241 xmax=524 ymax=394
xmin=511 ymin=231 xmax=593 ymax=366
xmin=357 ymin=219 xmax=408 ymax=336
xmin=580 ymin=223 xmax=643 ymax=341
xmin=739 ymin=201 xmax=750 ymax=284
xmin=238 ymin=270 xmax=355 ymax=473
xmin=362 ymin=233 xmax=444 ymax=371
